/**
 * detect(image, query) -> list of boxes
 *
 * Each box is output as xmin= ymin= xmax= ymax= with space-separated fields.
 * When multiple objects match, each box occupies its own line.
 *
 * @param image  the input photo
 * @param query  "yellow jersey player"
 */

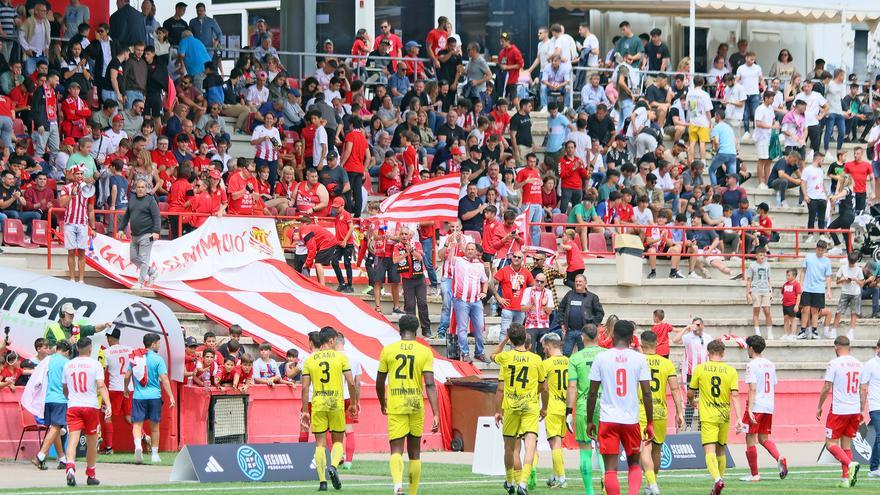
xmin=638 ymin=330 xmax=684 ymax=495
xmin=687 ymin=339 xmax=743 ymax=495
xmin=301 ymin=327 xmax=359 ymax=492
xmin=540 ymin=333 xmax=569 ymax=488
xmin=376 ymin=315 xmax=440 ymax=495
xmin=491 ymin=323 xmax=548 ymax=495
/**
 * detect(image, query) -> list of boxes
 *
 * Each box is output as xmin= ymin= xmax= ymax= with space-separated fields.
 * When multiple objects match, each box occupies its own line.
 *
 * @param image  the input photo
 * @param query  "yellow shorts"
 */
xmin=312 ymin=409 xmax=346 ymax=434
xmin=639 ymin=417 xmax=668 ymax=445
xmin=544 ymin=413 xmax=566 ymax=439
xmin=502 ymin=409 xmax=540 ymax=438
xmin=387 ymin=413 xmax=425 ymax=441
xmin=700 ymin=421 xmax=730 ymax=446
xmin=688 ymin=125 xmax=710 ymax=143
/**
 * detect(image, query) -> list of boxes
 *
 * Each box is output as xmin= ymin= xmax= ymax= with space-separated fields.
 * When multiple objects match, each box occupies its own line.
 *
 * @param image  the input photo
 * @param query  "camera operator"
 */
xmin=44 ymin=303 xmax=112 ymax=355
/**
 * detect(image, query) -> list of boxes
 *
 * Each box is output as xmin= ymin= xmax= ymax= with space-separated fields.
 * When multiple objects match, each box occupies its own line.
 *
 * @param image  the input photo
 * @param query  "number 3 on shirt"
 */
xmin=616 ymin=369 xmax=627 ymax=397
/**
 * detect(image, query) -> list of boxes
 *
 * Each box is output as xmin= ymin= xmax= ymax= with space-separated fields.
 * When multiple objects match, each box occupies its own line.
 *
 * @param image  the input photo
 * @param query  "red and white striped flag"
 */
xmin=376 ymin=174 xmax=460 ymax=223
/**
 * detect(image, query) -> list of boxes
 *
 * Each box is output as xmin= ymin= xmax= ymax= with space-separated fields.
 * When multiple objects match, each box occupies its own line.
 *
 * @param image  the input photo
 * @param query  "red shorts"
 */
xmin=598 ymin=422 xmax=642 ymax=456
xmin=67 ymin=407 xmax=101 ymax=435
xmin=344 ymin=399 xmax=359 ymax=425
xmin=109 ymin=390 xmax=132 ymax=418
xmin=743 ymin=412 xmax=773 ymax=435
xmin=825 ymin=413 xmax=861 ymax=440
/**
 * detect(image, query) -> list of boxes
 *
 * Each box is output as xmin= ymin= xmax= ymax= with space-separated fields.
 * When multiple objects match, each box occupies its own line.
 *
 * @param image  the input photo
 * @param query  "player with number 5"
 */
xmin=687 ymin=339 xmax=742 ymax=495
xmin=817 ymin=336 xmax=863 ymax=488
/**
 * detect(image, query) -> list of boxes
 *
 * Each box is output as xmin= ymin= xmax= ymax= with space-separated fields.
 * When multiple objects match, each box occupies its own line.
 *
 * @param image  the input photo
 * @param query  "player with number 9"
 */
xmin=376 ymin=315 xmax=439 ymax=495
xmin=300 ymin=327 xmax=359 ymax=492
xmin=688 ymin=339 xmax=742 ymax=495
xmin=491 ymin=323 xmax=548 ymax=495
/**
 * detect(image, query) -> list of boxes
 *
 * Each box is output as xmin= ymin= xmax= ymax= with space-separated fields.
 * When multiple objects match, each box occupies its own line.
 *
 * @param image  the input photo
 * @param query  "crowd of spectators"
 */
xmin=2 ymin=3 xmax=880 ymax=354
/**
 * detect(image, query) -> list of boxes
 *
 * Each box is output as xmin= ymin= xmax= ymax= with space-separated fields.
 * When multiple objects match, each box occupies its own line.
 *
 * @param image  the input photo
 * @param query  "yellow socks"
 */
xmin=551 ymin=448 xmax=565 ymax=479
xmin=316 ymin=447 xmax=327 ymax=482
xmin=330 ymin=442 xmax=344 ymax=468
xmin=645 ymin=468 xmax=657 ymax=486
xmin=520 ymin=463 xmax=533 ymax=486
xmin=514 ymin=469 xmax=521 ymax=483
xmin=506 ymin=468 xmax=515 ymax=484
xmin=409 ymin=460 xmax=422 ymax=495
xmin=705 ymin=453 xmax=720 ymax=481
xmin=390 ymin=453 xmax=404 ymax=485
xmin=717 ymin=455 xmax=726 ymax=478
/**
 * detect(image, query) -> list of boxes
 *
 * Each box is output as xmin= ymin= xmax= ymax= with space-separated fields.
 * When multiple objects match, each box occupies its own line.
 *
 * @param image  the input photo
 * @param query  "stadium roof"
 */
xmin=550 ymin=0 xmax=880 ymax=26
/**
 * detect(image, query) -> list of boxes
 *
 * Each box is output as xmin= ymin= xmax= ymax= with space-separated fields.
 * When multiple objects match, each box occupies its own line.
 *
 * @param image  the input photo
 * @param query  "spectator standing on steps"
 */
xmin=745 ymin=247 xmax=773 ymax=339
xmin=672 ymin=317 xmax=712 ymax=430
xmin=558 ymin=274 xmax=605 ymax=356
xmin=494 ymin=250 xmax=533 ymax=341
xmin=116 ymin=180 xmax=161 ymax=289
xmin=393 ymin=227 xmax=432 ymax=338
xmin=451 ymin=242 xmax=489 ymax=364
xmin=520 ymin=274 xmax=554 ymax=358
xmin=801 ymin=151 xmax=829 ymax=239
xmin=799 ymin=240 xmax=833 ymax=340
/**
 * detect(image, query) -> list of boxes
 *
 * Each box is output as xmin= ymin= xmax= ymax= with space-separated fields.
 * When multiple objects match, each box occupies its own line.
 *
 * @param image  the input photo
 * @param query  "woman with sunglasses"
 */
xmin=769 ymin=49 xmax=799 ymax=83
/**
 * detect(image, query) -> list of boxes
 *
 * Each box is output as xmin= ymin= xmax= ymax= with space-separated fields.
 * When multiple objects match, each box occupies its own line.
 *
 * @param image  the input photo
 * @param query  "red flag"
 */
xmin=376 ymin=173 xmax=460 ymax=224
xmin=164 ymin=76 xmax=177 ymax=113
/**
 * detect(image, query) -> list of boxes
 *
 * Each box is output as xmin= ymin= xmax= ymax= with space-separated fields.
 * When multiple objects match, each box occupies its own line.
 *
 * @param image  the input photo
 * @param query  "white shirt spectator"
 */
xmin=682 ymin=331 xmax=712 ymax=376
xmin=801 ymin=164 xmax=827 ymax=200
xmin=246 ymin=84 xmax=270 ymax=107
xmin=568 ymin=129 xmax=591 ymax=165
xmin=581 ymin=33 xmax=600 ymax=67
xmin=253 ymin=358 xmax=280 ymax=380
xmin=736 ymin=63 xmax=763 ymax=95
xmin=312 ymin=125 xmax=328 ymax=168
xmin=795 ymin=91 xmax=827 ymax=127
xmin=551 ymin=33 xmax=578 ymax=68
xmin=861 ymin=355 xmax=880 ymax=412
xmin=753 ymin=103 xmax=775 ymax=143
xmin=686 ymin=87 xmax=713 ymax=127
xmin=826 ymin=81 xmax=846 ymax=115
xmin=724 ymin=83 xmax=747 ymax=121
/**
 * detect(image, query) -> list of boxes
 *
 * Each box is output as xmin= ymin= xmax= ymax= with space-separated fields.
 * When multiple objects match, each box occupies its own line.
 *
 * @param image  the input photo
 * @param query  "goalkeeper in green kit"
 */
xmin=566 ymin=324 xmax=606 ymax=495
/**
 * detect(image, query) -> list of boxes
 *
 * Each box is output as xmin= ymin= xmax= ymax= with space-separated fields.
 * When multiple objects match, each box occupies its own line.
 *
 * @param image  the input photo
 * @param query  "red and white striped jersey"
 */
xmin=62 ymin=357 xmax=104 ymax=409
xmin=745 ymin=356 xmax=777 ymax=414
xmin=824 ymin=355 xmax=862 ymax=415
xmin=60 ymin=183 xmax=93 ymax=225
xmin=252 ymin=125 xmax=280 ymax=161
xmin=104 ymin=344 xmax=133 ymax=392
xmin=681 ymin=331 xmax=711 ymax=377
xmin=452 ymin=257 xmax=487 ymax=303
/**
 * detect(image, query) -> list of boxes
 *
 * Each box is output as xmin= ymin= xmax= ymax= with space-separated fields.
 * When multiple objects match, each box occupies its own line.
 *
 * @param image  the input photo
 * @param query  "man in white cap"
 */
xmin=44 ymin=302 xmax=111 ymax=350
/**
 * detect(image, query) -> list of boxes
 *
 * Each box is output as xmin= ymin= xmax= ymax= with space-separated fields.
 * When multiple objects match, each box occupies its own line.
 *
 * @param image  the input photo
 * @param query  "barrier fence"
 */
xmin=525 ymin=219 xmax=852 ymax=276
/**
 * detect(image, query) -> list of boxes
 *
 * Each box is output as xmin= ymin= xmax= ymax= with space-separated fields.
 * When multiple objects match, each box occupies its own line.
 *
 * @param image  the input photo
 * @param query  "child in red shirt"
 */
xmin=781 ymin=268 xmax=803 ymax=340
xmin=650 ymin=309 xmax=673 ymax=358
xmin=232 ymin=354 xmax=255 ymax=392
xmin=559 ymin=228 xmax=585 ymax=287
xmin=1 ymin=351 xmax=23 ymax=391
xmin=215 ymin=359 xmax=236 ymax=387
xmin=378 ymin=152 xmax=402 ymax=195
xmin=481 ymin=205 xmax=501 ymax=264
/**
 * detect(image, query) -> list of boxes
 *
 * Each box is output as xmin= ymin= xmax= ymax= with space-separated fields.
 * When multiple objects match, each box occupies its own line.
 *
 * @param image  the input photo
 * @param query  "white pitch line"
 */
xmin=6 ymin=468 xmax=857 ymax=495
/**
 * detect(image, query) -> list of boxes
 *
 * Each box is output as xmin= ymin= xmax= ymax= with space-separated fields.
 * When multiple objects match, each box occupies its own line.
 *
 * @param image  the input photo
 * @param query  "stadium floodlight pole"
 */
xmin=689 ymin=0 xmax=696 ymax=77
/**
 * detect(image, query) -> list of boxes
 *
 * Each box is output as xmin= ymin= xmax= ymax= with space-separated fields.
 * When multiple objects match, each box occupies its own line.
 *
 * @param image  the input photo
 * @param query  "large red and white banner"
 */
xmin=86 ymin=218 xmax=477 ymax=383
xmin=376 ymin=174 xmax=461 ymax=223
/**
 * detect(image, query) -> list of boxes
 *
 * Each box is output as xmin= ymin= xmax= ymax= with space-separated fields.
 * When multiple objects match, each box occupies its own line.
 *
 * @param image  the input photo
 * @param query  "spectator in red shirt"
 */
xmin=330 ymin=197 xmax=355 ymax=292
xmin=650 ymin=309 xmax=673 ymax=358
xmin=558 ymin=140 xmax=587 ymax=213
xmin=392 ymin=227 xmax=431 ymax=336
xmin=0 ymin=351 xmax=22 ymax=391
xmin=375 ymin=20 xmax=403 ymax=58
xmin=232 ymin=354 xmax=254 ymax=392
xmin=227 ymin=160 xmax=260 ymax=216
xmin=23 ymin=172 xmax=57 ymax=219
xmin=491 ymin=208 xmax=525 ymax=263
xmin=481 ymin=204 xmax=500 ymax=264
xmin=185 ymin=178 xmax=217 ymax=231
xmin=493 ymin=250 xmax=534 ymax=339
xmin=497 ymin=33 xmax=524 ymax=99
xmin=842 ymin=146 xmax=872 ymax=211
xmin=290 ymin=219 xmax=338 ymax=286
xmin=541 ymin=176 xmax=559 ymax=220
xmin=340 ymin=117 xmax=370 ymax=216
xmin=515 ymin=152 xmax=543 ymax=245
xmin=350 ymin=29 xmax=371 ymax=71
xmin=559 ymin=228 xmax=585 ymax=287
xmin=150 ymin=136 xmax=177 ymax=178
xmin=402 ymin=41 xmax=426 ymax=82
xmin=60 ymin=82 xmax=91 ymax=140
xmin=167 ymin=162 xmax=194 ymax=238
xmin=378 ymin=151 xmax=402 ymax=195
xmin=425 ymin=16 xmax=451 ymax=70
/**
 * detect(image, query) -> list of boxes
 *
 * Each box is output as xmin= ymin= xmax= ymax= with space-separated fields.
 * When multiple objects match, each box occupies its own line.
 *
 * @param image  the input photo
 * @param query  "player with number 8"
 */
xmin=688 ymin=339 xmax=742 ymax=495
